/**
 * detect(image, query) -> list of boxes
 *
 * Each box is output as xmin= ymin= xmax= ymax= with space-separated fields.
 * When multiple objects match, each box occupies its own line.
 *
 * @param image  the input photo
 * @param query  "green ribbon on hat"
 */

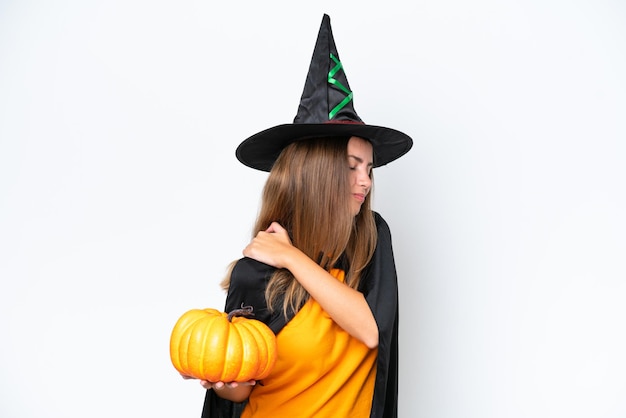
xmin=328 ymin=53 xmax=354 ymax=120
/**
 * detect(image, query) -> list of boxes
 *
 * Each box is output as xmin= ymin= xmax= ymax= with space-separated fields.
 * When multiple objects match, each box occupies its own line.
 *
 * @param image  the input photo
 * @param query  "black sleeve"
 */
xmin=359 ymin=212 xmax=399 ymax=418
xmin=223 ymin=258 xmax=274 ymax=325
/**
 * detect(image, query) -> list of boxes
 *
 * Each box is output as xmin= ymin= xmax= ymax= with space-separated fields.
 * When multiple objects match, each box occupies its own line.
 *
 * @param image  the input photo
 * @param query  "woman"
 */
xmin=196 ymin=14 xmax=412 ymax=418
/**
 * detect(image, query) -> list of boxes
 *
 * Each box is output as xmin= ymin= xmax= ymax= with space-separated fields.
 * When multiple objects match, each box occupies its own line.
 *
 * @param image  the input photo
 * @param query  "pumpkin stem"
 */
xmin=227 ymin=304 xmax=255 ymax=322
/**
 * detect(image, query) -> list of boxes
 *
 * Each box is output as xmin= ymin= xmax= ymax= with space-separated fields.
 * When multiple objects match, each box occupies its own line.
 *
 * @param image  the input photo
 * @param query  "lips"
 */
xmin=353 ymin=193 xmax=365 ymax=203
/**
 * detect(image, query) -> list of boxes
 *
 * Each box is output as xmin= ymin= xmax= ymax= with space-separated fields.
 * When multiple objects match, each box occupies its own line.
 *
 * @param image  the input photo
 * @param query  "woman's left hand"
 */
xmin=243 ymin=222 xmax=295 ymax=268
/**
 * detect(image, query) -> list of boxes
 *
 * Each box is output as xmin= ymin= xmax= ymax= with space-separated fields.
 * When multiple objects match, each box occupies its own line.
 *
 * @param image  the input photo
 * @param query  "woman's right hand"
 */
xmin=197 ymin=379 xmax=256 ymax=391
xmin=181 ymin=375 xmax=256 ymax=402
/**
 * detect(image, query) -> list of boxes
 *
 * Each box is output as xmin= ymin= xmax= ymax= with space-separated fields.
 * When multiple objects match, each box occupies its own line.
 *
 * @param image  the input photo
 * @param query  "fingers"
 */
xmin=199 ymin=380 xmax=257 ymax=390
xmin=213 ymin=381 xmax=227 ymax=390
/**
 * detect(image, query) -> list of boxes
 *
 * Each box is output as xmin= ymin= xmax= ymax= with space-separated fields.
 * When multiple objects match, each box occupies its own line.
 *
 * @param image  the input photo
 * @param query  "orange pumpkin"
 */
xmin=169 ymin=306 xmax=277 ymax=382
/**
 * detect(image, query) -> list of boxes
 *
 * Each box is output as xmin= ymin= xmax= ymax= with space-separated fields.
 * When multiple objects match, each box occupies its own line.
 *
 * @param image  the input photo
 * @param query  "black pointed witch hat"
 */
xmin=236 ymin=14 xmax=413 ymax=172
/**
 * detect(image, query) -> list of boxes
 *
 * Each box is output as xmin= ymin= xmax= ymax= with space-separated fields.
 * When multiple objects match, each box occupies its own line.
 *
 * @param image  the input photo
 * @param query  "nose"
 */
xmin=356 ymin=169 xmax=371 ymax=190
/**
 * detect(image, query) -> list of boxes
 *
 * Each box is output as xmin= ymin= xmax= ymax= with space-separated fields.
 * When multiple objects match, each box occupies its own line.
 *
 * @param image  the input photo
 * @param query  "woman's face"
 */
xmin=347 ymin=136 xmax=373 ymax=216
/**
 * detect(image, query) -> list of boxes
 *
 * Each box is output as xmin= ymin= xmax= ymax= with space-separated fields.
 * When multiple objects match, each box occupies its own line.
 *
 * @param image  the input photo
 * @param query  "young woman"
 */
xmin=194 ymin=14 xmax=412 ymax=418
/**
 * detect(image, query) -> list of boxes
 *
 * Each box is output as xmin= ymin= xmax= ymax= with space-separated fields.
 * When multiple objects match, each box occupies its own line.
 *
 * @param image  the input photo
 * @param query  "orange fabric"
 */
xmin=241 ymin=269 xmax=378 ymax=418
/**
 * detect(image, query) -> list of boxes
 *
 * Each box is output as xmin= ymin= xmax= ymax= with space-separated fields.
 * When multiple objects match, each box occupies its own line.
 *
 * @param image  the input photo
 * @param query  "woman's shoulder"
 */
xmin=371 ymin=211 xmax=392 ymax=236
xmin=230 ymin=257 xmax=276 ymax=289
xmin=372 ymin=210 xmax=385 ymax=224
xmin=225 ymin=258 xmax=276 ymax=322
xmin=232 ymin=257 xmax=276 ymax=277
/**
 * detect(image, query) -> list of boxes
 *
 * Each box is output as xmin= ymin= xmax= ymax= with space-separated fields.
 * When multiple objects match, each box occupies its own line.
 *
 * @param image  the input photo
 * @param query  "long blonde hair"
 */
xmin=223 ymin=137 xmax=377 ymax=317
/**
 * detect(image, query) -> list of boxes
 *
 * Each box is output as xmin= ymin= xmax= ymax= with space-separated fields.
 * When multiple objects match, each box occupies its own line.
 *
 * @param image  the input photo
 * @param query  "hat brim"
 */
xmin=236 ymin=123 xmax=413 ymax=172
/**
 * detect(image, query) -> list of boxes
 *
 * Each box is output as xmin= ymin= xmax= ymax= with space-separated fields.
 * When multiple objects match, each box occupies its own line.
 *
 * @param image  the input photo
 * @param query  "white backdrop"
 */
xmin=1 ymin=1 xmax=625 ymax=417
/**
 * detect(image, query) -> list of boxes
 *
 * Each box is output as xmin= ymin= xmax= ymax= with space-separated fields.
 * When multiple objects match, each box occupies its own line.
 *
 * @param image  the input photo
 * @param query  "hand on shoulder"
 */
xmin=242 ymin=222 xmax=299 ymax=269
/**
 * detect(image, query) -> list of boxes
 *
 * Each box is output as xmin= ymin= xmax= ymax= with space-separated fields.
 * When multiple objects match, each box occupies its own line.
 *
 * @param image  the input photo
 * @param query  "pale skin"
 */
xmin=187 ymin=136 xmax=377 ymax=402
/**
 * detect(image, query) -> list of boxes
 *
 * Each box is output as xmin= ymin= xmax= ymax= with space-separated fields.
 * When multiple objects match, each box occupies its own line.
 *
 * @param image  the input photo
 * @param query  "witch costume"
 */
xmin=201 ymin=14 xmax=412 ymax=418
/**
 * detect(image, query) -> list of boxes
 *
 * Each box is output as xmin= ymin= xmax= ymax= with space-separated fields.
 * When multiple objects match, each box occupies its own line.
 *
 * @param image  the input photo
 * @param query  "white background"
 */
xmin=1 ymin=1 xmax=625 ymax=417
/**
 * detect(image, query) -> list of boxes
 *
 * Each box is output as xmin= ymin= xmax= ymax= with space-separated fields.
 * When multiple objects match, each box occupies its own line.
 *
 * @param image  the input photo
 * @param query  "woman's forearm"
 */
xmin=284 ymin=248 xmax=379 ymax=348
xmin=242 ymin=223 xmax=379 ymax=348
